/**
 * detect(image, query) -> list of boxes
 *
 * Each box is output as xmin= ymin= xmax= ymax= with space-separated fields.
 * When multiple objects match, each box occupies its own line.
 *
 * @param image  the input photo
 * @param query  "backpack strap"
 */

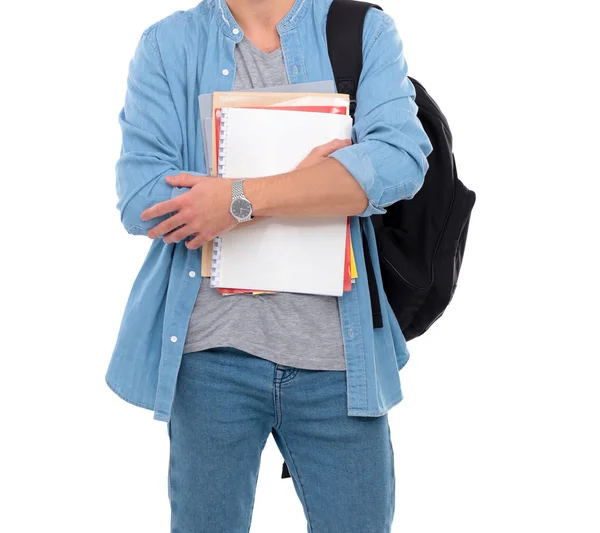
xmin=326 ymin=0 xmax=384 ymax=329
xmin=326 ymin=0 xmax=381 ymax=118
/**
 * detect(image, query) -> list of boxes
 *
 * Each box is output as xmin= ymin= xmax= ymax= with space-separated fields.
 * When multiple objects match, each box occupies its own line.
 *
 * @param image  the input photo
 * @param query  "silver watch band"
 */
xmin=232 ymin=178 xmax=246 ymax=199
xmin=230 ymin=178 xmax=253 ymax=222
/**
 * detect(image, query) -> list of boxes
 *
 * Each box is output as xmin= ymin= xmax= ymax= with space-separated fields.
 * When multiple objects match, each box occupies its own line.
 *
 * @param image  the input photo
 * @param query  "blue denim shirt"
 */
xmin=106 ymin=0 xmax=433 ymax=422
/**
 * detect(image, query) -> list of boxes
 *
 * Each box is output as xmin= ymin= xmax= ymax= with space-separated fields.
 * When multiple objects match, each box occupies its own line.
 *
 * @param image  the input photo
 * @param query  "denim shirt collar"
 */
xmin=213 ymin=0 xmax=312 ymax=42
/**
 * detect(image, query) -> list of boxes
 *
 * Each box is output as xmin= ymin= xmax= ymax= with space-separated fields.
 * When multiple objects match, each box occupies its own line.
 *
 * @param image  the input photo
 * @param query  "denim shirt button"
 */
xmin=188 ymin=270 xmax=196 ymax=278
xmin=292 ymin=65 xmax=299 ymax=76
xmin=349 ymin=328 xmax=353 ymax=338
xmin=170 ymin=336 xmax=178 ymax=343
xmin=222 ymin=69 xmax=229 ymax=76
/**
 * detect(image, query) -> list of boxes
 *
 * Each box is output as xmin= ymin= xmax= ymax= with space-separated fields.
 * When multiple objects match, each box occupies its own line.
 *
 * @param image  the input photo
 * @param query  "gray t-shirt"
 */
xmin=182 ymin=37 xmax=346 ymax=371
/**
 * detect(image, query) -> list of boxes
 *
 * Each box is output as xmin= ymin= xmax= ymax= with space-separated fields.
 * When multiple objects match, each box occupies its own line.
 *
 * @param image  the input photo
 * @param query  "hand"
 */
xmin=296 ymin=138 xmax=352 ymax=170
xmin=141 ymin=174 xmax=241 ymax=250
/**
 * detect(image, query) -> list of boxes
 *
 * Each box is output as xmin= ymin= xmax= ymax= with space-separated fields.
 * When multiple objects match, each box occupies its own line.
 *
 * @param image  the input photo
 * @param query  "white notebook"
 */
xmin=211 ymin=107 xmax=353 ymax=297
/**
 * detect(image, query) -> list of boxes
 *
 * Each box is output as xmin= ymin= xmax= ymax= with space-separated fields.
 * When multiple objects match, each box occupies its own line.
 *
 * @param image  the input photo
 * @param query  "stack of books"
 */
xmin=198 ymin=82 xmax=358 ymax=298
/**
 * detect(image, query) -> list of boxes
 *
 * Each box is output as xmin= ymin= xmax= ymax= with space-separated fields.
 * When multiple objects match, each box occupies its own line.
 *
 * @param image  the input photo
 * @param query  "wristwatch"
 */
xmin=229 ymin=179 xmax=253 ymax=223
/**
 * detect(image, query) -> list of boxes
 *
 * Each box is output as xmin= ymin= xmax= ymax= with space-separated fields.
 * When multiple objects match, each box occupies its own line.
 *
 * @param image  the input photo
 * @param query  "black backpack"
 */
xmin=281 ymin=0 xmax=476 ymax=480
xmin=327 ymin=0 xmax=476 ymax=341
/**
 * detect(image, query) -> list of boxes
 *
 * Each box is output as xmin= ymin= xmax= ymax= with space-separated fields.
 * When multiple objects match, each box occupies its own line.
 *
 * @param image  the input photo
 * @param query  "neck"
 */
xmin=226 ymin=0 xmax=296 ymax=51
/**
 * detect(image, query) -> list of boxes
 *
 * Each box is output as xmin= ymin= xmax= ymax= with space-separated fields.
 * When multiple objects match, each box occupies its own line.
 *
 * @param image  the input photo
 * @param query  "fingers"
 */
xmin=313 ymin=138 xmax=352 ymax=157
xmin=296 ymin=138 xmax=352 ymax=170
xmin=185 ymin=233 xmax=207 ymax=250
xmin=141 ymin=196 xmax=183 ymax=222
xmin=165 ymin=172 xmax=204 ymax=188
xmin=162 ymin=220 xmax=196 ymax=244
xmin=146 ymin=211 xmax=188 ymax=239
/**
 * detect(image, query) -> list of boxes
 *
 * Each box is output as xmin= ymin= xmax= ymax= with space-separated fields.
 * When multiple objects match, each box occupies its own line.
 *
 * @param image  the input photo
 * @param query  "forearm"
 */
xmin=243 ymin=158 xmax=368 ymax=217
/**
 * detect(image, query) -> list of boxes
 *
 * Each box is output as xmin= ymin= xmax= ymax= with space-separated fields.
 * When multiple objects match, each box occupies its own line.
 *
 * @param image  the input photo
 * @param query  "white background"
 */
xmin=1 ymin=0 xmax=599 ymax=531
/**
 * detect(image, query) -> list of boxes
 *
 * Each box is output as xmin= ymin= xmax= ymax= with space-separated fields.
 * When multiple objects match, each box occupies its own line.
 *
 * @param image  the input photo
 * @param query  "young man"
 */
xmin=106 ymin=0 xmax=433 ymax=530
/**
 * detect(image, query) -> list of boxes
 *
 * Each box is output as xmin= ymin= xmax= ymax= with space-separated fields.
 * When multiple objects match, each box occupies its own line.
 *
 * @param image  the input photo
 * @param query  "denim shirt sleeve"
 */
xmin=329 ymin=9 xmax=434 ymax=217
xmin=115 ymin=25 xmax=203 ymax=236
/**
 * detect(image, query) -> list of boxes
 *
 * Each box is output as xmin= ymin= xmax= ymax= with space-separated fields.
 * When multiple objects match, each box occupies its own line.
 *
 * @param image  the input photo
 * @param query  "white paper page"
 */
xmin=217 ymin=107 xmax=353 ymax=296
xmin=220 ymin=107 xmax=352 ymax=177
xmin=203 ymin=91 xmax=347 ymax=173
xmin=198 ymin=80 xmax=337 ymax=170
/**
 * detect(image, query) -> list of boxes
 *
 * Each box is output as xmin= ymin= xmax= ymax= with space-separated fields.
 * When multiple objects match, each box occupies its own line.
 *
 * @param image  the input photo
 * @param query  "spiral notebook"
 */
xmin=210 ymin=107 xmax=353 ymax=297
xmin=200 ymin=92 xmax=351 ymax=280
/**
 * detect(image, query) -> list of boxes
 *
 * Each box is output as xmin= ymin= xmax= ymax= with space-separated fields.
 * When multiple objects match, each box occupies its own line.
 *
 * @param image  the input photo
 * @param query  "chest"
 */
xmin=233 ymin=39 xmax=289 ymax=90
xmin=165 ymin=23 xmax=336 ymax=172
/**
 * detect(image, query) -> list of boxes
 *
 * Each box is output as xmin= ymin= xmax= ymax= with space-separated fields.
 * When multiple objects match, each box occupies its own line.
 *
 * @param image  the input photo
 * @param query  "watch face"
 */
xmin=231 ymin=197 xmax=252 ymax=219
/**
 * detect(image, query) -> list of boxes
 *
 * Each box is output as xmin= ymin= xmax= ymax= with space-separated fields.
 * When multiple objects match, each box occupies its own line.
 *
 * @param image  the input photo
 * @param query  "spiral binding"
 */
xmin=210 ymin=108 xmax=230 ymax=288
xmin=217 ymin=108 xmax=229 ymax=177
xmin=209 ymin=235 xmax=223 ymax=288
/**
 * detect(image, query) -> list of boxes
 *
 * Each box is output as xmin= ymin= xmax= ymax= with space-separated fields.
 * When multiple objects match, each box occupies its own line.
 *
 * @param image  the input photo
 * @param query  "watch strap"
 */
xmin=232 ymin=178 xmax=246 ymax=199
xmin=230 ymin=179 xmax=253 ymax=221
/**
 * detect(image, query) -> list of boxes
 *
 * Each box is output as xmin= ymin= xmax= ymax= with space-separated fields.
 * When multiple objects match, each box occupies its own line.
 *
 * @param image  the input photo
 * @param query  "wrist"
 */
xmin=242 ymin=176 xmax=271 ymax=217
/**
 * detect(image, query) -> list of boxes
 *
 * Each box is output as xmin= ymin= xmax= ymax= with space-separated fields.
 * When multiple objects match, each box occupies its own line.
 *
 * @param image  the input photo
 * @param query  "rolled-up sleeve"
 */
xmin=115 ymin=26 xmax=203 ymax=235
xmin=329 ymin=9 xmax=433 ymax=217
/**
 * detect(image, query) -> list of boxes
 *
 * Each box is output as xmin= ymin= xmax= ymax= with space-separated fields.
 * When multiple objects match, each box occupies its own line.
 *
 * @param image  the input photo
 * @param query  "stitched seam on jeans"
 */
xmin=279 ymin=368 xmax=298 ymax=385
xmin=273 ymin=366 xmax=282 ymax=429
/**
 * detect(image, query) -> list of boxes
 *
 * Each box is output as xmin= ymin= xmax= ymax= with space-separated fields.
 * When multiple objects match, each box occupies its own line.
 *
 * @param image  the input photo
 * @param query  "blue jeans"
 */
xmin=168 ymin=347 xmax=395 ymax=532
